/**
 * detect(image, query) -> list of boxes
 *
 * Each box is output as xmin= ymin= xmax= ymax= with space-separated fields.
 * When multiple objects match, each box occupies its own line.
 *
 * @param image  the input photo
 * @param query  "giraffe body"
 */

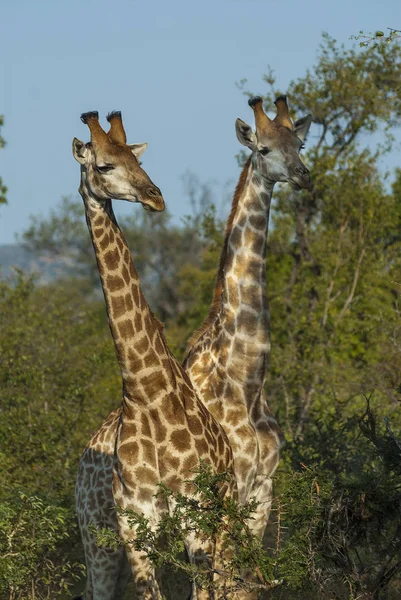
xmin=76 ymin=410 xmax=130 ymax=600
xmin=73 ymin=112 xmax=235 ymax=600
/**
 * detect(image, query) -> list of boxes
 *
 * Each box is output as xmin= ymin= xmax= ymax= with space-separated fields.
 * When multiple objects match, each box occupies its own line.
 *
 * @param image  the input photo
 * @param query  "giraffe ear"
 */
xmin=128 ymin=143 xmax=148 ymax=159
xmin=235 ymin=119 xmax=257 ymax=150
xmin=72 ymin=138 xmax=90 ymax=164
xmin=294 ymin=114 xmax=312 ymax=142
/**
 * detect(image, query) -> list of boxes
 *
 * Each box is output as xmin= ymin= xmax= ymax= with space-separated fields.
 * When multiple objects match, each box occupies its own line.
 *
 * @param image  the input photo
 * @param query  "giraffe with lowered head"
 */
xmin=73 ymin=111 xmax=235 ymax=600
xmin=184 ymin=96 xmax=312 ymax=543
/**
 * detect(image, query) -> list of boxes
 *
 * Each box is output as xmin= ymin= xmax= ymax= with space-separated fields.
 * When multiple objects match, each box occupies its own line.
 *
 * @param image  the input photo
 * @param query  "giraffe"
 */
xmin=72 ymin=111 xmax=235 ymax=600
xmin=74 ymin=97 xmax=312 ymax=599
xmin=183 ymin=96 xmax=312 ymax=547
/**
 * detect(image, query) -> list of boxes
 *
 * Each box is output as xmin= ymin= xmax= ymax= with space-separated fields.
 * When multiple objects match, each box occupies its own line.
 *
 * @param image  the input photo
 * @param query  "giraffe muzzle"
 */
xmin=141 ymin=187 xmax=165 ymax=212
xmin=290 ymin=166 xmax=312 ymax=191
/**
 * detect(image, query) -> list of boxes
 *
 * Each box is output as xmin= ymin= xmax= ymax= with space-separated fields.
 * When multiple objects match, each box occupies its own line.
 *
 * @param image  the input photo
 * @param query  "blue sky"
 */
xmin=1 ymin=0 xmax=400 ymax=244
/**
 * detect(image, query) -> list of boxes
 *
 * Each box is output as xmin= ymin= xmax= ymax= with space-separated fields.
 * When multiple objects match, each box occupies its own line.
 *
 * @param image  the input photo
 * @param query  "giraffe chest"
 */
xmin=188 ymin=362 xmax=279 ymax=500
xmin=113 ymin=393 xmax=233 ymax=502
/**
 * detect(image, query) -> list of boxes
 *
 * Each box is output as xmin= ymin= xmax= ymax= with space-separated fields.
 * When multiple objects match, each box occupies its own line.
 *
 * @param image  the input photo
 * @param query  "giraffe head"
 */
xmin=72 ymin=111 xmax=164 ymax=211
xmin=235 ymin=96 xmax=312 ymax=190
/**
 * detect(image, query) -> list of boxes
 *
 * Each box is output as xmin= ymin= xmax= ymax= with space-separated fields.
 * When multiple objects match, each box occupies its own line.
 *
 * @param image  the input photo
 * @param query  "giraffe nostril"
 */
xmin=291 ymin=165 xmax=311 ymax=190
xmin=294 ymin=165 xmax=309 ymax=176
xmin=148 ymin=187 xmax=161 ymax=197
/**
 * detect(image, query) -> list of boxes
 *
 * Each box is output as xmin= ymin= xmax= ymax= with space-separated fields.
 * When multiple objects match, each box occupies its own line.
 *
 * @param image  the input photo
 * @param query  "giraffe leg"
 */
xmin=123 ymin=546 xmax=162 ymax=599
xmin=82 ymin=545 xmax=127 ymax=600
xmin=229 ymin=476 xmax=274 ymax=600
xmin=185 ymin=531 xmax=215 ymax=600
xmin=116 ymin=500 xmax=163 ymax=600
xmin=198 ymin=478 xmax=273 ymax=600
xmin=78 ymin=508 xmax=129 ymax=600
xmin=213 ymin=529 xmax=253 ymax=600
xmin=76 ymin=451 xmax=129 ymax=600
xmin=247 ymin=476 xmax=273 ymax=540
xmin=114 ymin=552 xmax=132 ymax=598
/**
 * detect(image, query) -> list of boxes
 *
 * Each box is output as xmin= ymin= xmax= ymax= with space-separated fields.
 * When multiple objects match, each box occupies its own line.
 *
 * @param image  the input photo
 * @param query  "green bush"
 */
xmin=0 ymin=493 xmax=84 ymax=599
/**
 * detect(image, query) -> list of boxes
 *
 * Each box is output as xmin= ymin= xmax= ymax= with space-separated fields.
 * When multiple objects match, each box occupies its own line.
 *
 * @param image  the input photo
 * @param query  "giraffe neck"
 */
xmin=187 ymin=157 xmax=274 ymax=386
xmin=79 ymin=170 xmax=172 ymax=404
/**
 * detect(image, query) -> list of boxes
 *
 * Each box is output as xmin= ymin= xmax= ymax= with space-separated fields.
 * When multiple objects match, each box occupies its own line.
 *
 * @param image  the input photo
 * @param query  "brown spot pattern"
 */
xmin=170 ymin=428 xmax=191 ymax=452
xmin=118 ymin=319 xmax=135 ymax=340
xmin=104 ymin=247 xmax=120 ymax=271
xmin=111 ymin=295 xmax=126 ymax=319
xmin=107 ymin=275 xmax=125 ymax=292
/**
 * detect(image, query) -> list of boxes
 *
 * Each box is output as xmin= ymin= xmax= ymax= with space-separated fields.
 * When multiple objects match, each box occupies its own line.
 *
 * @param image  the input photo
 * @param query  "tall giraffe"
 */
xmin=73 ymin=111 xmax=234 ymax=600
xmin=184 ymin=96 xmax=312 ymax=542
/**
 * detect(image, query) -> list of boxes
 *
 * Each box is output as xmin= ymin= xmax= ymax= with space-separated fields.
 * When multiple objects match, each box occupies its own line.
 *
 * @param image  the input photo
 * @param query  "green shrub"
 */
xmin=0 ymin=493 xmax=84 ymax=600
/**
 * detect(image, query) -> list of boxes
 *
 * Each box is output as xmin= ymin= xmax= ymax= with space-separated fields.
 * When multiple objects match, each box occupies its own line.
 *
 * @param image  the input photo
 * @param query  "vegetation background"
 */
xmin=1 ymin=32 xmax=401 ymax=600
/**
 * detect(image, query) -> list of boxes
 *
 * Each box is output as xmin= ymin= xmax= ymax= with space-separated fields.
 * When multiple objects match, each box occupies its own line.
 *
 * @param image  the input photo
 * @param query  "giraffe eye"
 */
xmin=260 ymin=147 xmax=270 ymax=156
xmin=96 ymin=164 xmax=114 ymax=173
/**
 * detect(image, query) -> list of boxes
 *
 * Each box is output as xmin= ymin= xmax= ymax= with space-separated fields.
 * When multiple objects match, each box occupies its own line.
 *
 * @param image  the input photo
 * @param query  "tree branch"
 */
xmin=335 ymin=247 xmax=366 ymax=325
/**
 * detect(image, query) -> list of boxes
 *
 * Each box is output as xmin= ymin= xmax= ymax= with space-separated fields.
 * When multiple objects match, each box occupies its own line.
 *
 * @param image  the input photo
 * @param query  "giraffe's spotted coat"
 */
xmin=184 ymin=96 xmax=312 ymax=549
xmin=74 ymin=113 xmax=235 ymax=600
xmin=74 ymin=100 xmax=312 ymax=600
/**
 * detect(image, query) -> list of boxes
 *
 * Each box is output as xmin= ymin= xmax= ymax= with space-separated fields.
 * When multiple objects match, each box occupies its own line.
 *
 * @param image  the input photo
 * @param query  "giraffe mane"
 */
xmin=184 ymin=156 xmax=252 ymax=355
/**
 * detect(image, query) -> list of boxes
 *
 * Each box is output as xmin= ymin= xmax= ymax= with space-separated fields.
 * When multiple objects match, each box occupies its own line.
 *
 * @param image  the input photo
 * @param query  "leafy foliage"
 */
xmin=0 ymin=274 xmax=119 ymax=598
xmin=351 ymin=28 xmax=401 ymax=48
xmin=272 ymin=403 xmax=401 ymax=599
xmin=0 ymin=494 xmax=84 ymax=600
xmin=0 ymin=273 xmax=120 ymax=498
